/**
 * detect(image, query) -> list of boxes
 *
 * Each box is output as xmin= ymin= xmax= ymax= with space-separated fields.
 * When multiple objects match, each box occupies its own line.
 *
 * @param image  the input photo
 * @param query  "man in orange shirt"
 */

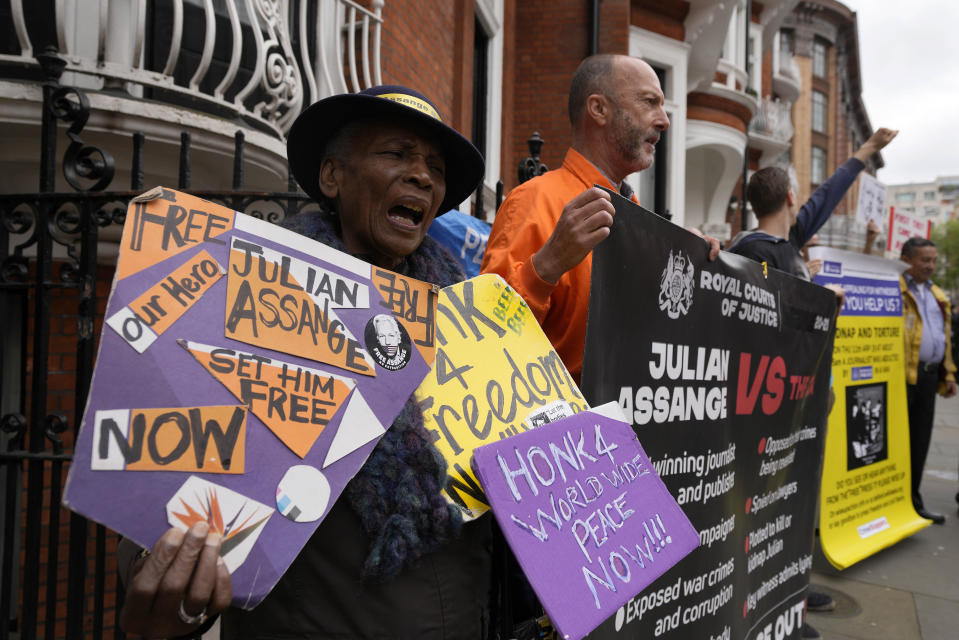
xmin=482 ymin=54 xmax=717 ymax=381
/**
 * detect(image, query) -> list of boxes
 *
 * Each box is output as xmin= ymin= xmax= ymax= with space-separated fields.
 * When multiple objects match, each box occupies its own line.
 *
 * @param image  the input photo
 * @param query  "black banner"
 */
xmin=581 ymin=194 xmax=836 ymax=640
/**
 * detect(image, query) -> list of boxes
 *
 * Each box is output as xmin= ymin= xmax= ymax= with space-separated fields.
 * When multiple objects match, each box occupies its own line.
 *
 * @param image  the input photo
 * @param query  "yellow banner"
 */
xmin=813 ymin=248 xmax=928 ymax=569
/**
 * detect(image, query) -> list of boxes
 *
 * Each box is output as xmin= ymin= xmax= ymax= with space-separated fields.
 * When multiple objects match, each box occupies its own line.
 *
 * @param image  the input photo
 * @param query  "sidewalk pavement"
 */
xmin=808 ymin=395 xmax=959 ymax=640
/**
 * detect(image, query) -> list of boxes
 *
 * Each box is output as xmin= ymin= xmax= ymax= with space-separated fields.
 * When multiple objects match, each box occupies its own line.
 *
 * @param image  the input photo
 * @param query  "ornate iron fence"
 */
xmin=0 ymin=48 xmax=314 ymax=640
xmin=1 ymin=0 xmax=384 ymax=138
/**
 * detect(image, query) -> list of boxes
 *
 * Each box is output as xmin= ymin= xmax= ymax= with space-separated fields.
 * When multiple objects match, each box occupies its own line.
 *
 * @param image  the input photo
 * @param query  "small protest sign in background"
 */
xmin=473 ymin=402 xmax=699 ymax=640
xmin=855 ymin=173 xmax=887 ymax=226
xmin=886 ymin=206 xmax=932 ymax=258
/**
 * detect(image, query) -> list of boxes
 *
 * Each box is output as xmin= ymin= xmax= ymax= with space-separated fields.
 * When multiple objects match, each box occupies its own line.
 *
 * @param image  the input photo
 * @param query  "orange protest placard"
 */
xmin=181 ymin=341 xmax=355 ymax=458
xmin=372 ymin=267 xmax=438 ymax=366
xmin=117 ymin=189 xmax=235 ymax=281
xmin=224 ymin=238 xmax=376 ymax=377
xmin=91 ymin=405 xmax=246 ymax=473
xmin=106 ymin=249 xmax=224 ymax=353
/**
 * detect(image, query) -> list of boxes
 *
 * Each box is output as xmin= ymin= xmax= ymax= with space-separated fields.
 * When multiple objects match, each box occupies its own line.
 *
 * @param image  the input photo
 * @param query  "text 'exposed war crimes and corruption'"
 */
xmin=617 ymin=558 xmax=736 ymax=634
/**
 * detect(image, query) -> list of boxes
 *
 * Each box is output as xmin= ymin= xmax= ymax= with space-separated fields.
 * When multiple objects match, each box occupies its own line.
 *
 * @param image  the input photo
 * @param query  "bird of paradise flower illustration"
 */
xmin=172 ymin=487 xmax=271 ymax=560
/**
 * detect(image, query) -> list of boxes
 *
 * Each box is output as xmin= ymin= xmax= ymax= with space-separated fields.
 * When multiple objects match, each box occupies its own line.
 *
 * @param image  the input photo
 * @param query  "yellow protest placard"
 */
xmin=415 ymin=274 xmax=588 ymax=519
xmin=812 ymin=248 xmax=928 ymax=569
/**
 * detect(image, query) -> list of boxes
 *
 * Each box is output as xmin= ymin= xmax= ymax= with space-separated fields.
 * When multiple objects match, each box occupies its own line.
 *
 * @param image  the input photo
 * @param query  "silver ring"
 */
xmin=177 ymin=599 xmax=208 ymax=626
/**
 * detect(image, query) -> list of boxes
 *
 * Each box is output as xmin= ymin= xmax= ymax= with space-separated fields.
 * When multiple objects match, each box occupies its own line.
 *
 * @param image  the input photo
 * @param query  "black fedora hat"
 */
xmin=287 ymin=85 xmax=485 ymax=215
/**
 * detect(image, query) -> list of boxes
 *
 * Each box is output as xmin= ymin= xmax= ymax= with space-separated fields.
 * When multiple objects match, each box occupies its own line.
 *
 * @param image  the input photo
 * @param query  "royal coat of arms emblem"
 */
xmin=658 ymin=250 xmax=694 ymax=319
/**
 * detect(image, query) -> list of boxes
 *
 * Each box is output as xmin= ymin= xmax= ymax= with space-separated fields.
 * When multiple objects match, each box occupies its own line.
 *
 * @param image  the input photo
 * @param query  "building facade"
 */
xmin=0 ymin=0 xmax=881 ymax=635
xmin=885 ymin=176 xmax=959 ymax=227
xmin=772 ymin=0 xmax=882 ymax=251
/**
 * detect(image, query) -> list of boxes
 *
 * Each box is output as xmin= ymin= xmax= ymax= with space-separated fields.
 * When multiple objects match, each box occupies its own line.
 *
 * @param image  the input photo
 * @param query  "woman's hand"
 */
xmin=120 ymin=522 xmax=232 ymax=638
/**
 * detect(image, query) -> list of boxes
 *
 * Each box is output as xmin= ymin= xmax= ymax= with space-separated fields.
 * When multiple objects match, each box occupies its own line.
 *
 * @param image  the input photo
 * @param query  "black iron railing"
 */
xmin=1 ymin=46 xmax=526 ymax=639
xmin=0 ymin=48 xmax=313 ymax=640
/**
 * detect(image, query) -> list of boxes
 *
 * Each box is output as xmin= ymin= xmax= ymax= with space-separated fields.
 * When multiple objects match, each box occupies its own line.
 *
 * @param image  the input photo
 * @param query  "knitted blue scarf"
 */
xmin=284 ymin=211 xmax=465 ymax=579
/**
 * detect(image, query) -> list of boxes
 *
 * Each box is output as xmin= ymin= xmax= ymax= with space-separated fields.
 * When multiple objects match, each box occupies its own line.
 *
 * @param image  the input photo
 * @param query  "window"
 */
xmin=471 ymin=16 xmax=489 ymax=162
xmin=813 ymin=40 xmax=827 ymax=77
xmin=925 ymin=206 xmax=939 ymax=217
xmin=811 ymin=147 xmax=826 ymax=185
xmin=780 ymin=30 xmax=794 ymax=56
xmin=470 ymin=0 xmax=505 ymax=217
xmin=895 ymin=192 xmax=915 ymax=204
xmin=638 ymin=65 xmax=669 ymax=216
xmin=721 ymin=0 xmax=748 ymax=68
xmin=630 ymin=26 xmax=688 ymax=223
xmin=812 ymin=91 xmax=827 ymax=133
xmin=748 ymin=27 xmax=761 ymax=94
xmin=924 ymin=190 xmax=937 ymax=200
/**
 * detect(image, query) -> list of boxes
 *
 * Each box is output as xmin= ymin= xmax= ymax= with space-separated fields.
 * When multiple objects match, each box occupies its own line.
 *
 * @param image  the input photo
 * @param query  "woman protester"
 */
xmin=118 ymin=86 xmax=490 ymax=639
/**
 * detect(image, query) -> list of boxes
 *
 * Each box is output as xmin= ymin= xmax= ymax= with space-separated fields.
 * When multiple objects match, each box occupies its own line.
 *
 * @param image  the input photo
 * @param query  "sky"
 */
xmin=840 ymin=0 xmax=959 ymax=185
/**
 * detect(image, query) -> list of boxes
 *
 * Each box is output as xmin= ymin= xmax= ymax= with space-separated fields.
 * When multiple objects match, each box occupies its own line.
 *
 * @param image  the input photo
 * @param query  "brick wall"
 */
xmin=509 ymin=0 xmax=590 ymax=186
xmin=16 ymin=261 xmax=119 ymax=638
xmin=505 ymin=0 xmax=631 ymax=191
xmin=630 ymin=0 xmax=689 ymax=40
xmin=375 ymin=0 xmax=637 ymax=192
xmin=378 ymin=0 xmax=461 ymax=125
xmin=761 ymin=49 xmax=773 ymax=98
xmin=829 ymin=44 xmax=859 ymax=218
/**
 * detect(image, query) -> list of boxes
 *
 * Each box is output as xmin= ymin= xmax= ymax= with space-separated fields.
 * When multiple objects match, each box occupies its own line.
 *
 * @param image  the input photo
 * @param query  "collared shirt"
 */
xmin=481 ymin=148 xmax=640 ymax=382
xmin=904 ymin=272 xmax=946 ymax=364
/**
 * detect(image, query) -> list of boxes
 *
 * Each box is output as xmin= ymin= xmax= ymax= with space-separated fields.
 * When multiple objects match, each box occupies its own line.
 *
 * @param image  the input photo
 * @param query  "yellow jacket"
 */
xmin=900 ymin=276 xmax=956 ymax=393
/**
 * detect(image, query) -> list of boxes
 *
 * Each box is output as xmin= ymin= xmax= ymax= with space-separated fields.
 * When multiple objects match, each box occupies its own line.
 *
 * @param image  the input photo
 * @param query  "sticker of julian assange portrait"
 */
xmin=364 ymin=313 xmax=412 ymax=371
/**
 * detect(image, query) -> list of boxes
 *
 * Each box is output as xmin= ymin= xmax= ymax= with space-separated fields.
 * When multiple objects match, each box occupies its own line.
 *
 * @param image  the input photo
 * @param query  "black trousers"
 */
xmin=906 ymin=364 xmax=941 ymax=501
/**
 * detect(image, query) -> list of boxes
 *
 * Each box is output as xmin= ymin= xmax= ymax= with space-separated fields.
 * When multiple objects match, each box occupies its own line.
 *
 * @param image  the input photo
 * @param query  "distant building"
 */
xmin=885 ymin=177 xmax=959 ymax=228
xmin=734 ymin=0 xmax=882 ymax=251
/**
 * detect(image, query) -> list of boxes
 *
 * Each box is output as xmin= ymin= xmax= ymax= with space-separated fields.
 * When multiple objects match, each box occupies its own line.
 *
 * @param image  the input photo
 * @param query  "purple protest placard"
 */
xmin=63 ymin=188 xmax=438 ymax=608
xmin=472 ymin=402 xmax=699 ymax=640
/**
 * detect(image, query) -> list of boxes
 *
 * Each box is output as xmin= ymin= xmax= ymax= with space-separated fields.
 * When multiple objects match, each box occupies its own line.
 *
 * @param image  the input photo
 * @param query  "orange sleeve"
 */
xmin=481 ymin=187 xmax=557 ymax=324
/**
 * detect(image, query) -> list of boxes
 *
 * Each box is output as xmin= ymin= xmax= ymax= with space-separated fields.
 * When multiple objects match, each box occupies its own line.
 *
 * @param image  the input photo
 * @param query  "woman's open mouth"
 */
xmin=387 ymin=204 xmax=425 ymax=228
